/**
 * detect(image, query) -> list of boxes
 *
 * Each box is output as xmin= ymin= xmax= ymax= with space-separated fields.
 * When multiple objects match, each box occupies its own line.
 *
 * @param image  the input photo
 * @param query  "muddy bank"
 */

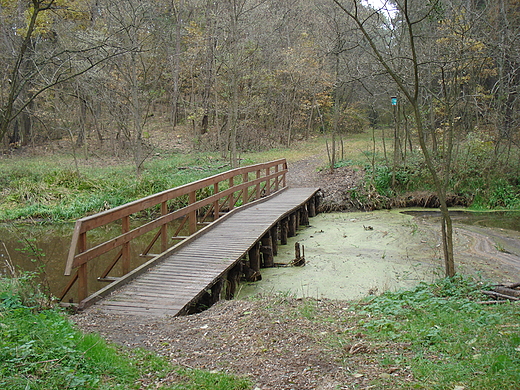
xmin=238 ymin=210 xmax=520 ymax=300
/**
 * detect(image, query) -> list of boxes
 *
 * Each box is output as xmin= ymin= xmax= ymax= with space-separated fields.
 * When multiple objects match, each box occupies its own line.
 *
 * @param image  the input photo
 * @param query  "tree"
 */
xmin=0 ymin=0 xmax=121 ymax=145
xmin=101 ymin=0 xmax=165 ymax=175
xmin=332 ymin=0 xmax=457 ymax=277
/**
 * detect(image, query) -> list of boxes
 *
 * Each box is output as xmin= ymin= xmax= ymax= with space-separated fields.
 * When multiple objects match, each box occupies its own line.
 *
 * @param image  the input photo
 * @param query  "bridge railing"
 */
xmin=61 ymin=159 xmax=287 ymax=303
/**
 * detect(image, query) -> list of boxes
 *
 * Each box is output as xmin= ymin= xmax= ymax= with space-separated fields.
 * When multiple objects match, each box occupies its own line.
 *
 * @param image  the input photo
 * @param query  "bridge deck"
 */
xmin=86 ymin=187 xmax=319 ymax=317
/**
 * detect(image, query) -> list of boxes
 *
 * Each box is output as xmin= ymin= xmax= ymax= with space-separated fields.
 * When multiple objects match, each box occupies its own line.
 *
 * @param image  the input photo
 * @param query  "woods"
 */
xmin=1 ymin=0 xmax=519 ymax=162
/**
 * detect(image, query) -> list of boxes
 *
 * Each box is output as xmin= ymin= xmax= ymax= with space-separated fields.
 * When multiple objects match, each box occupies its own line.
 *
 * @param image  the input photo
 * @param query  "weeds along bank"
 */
xmin=1 ymin=132 xmax=519 ymax=223
xmin=0 ymin=153 xmax=233 ymax=223
xmin=317 ymin=144 xmax=520 ymax=213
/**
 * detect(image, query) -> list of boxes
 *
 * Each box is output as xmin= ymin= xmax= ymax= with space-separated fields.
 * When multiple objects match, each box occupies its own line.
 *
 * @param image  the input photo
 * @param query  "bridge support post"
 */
xmin=248 ymin=242 xmax=261 ymax=273
xmin=308 ymin=197 xmax=316 ymax=217
xmin=300 ymin=205 xmax=309 ymax=226
xmin=280 ymin=218 xmax=288 ymax=245
xmin=270 ymin=225 xmax=278 ymax=256
xmin=261 ymin=232 xmax=274 ymax=268
xmin=288 ymin=213 xmax=297 ymax=237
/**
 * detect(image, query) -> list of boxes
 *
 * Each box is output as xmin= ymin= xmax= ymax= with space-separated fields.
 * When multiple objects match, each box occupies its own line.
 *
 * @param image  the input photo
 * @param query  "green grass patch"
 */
xmin=350 ymin=275 xmax=520 ymax=389
xmin=0 ymin=275 xmax=252 ymax=390
xmin=171 ymin=367 xmax=251 ymax=390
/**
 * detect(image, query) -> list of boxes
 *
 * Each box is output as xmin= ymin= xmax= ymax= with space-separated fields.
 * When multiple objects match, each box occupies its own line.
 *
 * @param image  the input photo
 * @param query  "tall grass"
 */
xmin=2 ymin=132 xmax=519 ymax=223
xmin=363 ymin=143 xmax=520 ymax=210
xmin=0 ymin=153 xmax=231 ymax=223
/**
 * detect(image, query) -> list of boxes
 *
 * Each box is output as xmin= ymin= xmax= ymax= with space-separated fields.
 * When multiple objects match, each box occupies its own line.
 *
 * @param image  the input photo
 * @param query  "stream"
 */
xmin=1 ymin=209 xmax=519 ymax=301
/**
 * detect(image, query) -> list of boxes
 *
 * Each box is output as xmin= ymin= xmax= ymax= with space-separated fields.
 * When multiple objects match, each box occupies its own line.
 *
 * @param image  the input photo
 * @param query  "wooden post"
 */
xmin=161 ymin=201 xmax=168 ymax=252
xmin=188 ymin=190 xmax=197 ymax=234
xmin=213 ymin=182 xmax=220 ymax=220
xmin=226 ymin=263 xmax=242 ymax=299
xmin=300 ymin=205 xmax=309 ymax=226
xmin=228 ymin=177 xmax=234 ymax=210
xmin=210 ymin=279 xmax=223 ymax=304
xmin=77 ymin=232 xmax=88 ymax=302
xmin=261 ymin=232 xmax=274 ymax=267
xmin=282 ymin=161 xmax=287 ymax=188
xmin=265 ymin=167 xmax=271 ymax=196
xmin=292 ymin=242 xmax=305 ymax=266
xmin=280 ymin=218 xmax=288 ymax=245
xmin=242 ymin=172 xmax=248 ymax=205
xmin=122 ymin=216 xmax=130 ymax=275
xmin=308 ymin=197 xmax=316 ymax=217
xmin=274 ymin=164 xmax=279 ymax=191
xmin=255 ymin=169 xmax=261 ymax=200
xmin=249 ymin=242 xmax=261 ymax=273
xmin=270 ymin=225 xmax=278 ymax=256
xmin=288 ymin=213 xmax=297 ymax=237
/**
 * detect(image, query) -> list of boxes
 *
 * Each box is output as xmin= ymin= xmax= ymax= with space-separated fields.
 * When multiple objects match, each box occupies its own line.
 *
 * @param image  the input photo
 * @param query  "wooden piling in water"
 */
xmin=280 ymin=218 xmax=288 ymax=245
xmin=300 ymin=204 xmax=309 ymax=226
xmin=271 ymin=225 xmax=278 ymax=256
xmin=248 ymin=242 xmax=261 ymax=274
xmin=261 ymin=232 xmax=274 ymax=268
xmin=288 ymin=213 xmax=297 ymax=237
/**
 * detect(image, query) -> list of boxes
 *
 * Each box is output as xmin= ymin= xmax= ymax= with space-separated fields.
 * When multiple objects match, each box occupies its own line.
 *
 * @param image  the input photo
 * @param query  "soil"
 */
xmin=71 ymin=152 xmax=520 ymax=390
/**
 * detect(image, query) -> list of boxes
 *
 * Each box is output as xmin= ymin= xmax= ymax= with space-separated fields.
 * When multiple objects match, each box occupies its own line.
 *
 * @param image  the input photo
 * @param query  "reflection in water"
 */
xmin=0 ymin=223 xmax=74 ymax=298
xmin=0 ymin=219 xmax=187 ymax=301
xmin=402 ymin=210 xmax=520 ymax=232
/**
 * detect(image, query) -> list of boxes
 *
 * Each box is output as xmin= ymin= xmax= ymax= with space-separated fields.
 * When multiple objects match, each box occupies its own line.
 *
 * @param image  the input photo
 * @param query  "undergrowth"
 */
xmin=349 ymin=275 xmax=520 ymax=389
xmin=362 ymin=150 xmax=520 ymax=210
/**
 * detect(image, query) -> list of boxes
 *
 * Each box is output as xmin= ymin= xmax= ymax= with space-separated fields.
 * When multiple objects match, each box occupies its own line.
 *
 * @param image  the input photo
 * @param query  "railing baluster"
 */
xmin=242 ymin=172 xmax=248 ymax=205
xmin=78 ymin=231 xmax=87 ymax=302
xmin=161 ymin=201 xmax=168 ymax=252
xmin=228 ymin=177 xmax=234 ymax=211
xmin=122 ymin=216 xmax=130 ymax=275
xmin=274 ymin=164 xmax=279 ymax=191
xmin=256 ymin=169 xmax=261 ymax=199
xmin=188 ymin=191 xmax=197 ymax=235
xmin=213 ymin=182 xmax=220 ymax=220
xmin=265 ymin=167 xmax=271 ymax=195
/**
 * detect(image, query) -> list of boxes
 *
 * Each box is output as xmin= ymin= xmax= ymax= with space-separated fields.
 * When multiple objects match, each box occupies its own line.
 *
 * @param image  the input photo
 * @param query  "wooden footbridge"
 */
xmin=61 ymin=159 xmax=320 ymax=317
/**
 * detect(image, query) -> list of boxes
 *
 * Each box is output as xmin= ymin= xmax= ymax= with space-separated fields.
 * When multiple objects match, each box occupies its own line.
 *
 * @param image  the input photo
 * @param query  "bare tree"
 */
xmin=102 ymin=0 xmax=165 ymax=175
xmin=0 ymin=0 xmax=123 ymax=146
xmin=332 ymin=0 xmax=457 ymax=277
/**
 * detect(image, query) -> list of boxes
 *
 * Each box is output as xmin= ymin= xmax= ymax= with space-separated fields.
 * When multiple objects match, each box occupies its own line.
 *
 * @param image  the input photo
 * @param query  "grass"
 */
xmin=2 ymin=253 xmax=519 ymax=389
xmin=4 ymin=130 xmax=517 ymax=223
xmin=347 ymin=275 xmax=520 ymax=389
xmin=0 ymin=152 xmax=231 ymax=222
xmin=0 ymin=274 xmax=252 ymax=390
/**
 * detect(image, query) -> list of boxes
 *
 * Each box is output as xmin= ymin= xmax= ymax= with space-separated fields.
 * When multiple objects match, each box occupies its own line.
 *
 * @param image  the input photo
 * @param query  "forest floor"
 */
xmin=72 ymin=152 xmax=520 ymax=390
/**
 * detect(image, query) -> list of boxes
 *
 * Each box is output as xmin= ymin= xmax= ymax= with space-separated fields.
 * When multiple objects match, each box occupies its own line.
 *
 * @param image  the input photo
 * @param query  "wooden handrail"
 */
xmin=61 ymin=159 xmax=287 ymax=303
